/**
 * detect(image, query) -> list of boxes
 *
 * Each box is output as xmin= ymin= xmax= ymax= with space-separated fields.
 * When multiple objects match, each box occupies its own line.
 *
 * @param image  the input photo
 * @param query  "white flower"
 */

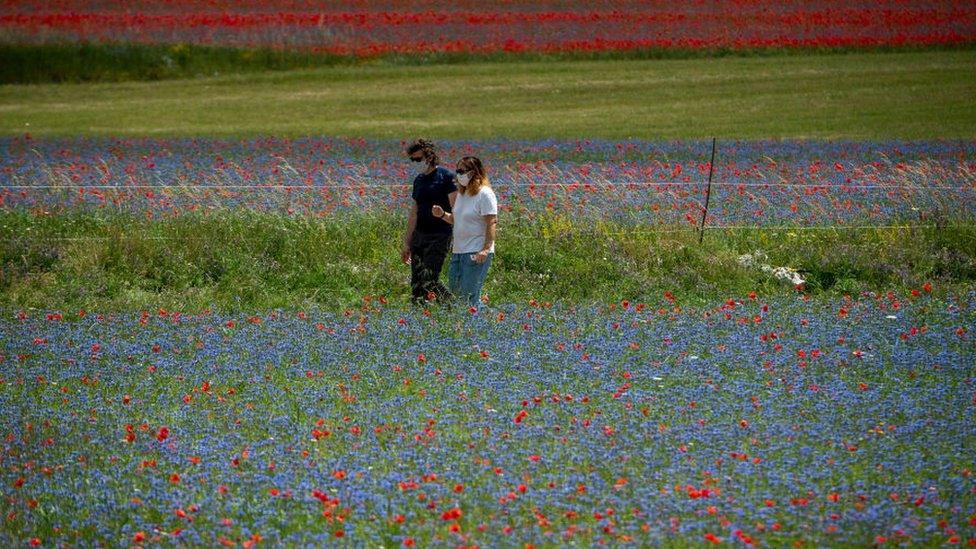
xmin=739 ymin=249 xmax=803 ymax=286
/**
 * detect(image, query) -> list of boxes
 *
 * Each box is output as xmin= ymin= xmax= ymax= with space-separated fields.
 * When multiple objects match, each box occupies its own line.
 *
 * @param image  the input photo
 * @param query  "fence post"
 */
xmin=698 ymin=137 xmax=717 ymax=244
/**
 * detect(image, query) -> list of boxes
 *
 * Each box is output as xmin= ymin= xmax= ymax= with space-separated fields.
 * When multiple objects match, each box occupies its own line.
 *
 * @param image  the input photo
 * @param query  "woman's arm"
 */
xmin=472 ymin=214 xmax=497 ymax=263
xmin=432 ymin=204 xmax=453 ymax=225
xmin=432 ymin=188 xmax=458 ymax=225
xmin=482 ymin=214 xmax=497 ymax=251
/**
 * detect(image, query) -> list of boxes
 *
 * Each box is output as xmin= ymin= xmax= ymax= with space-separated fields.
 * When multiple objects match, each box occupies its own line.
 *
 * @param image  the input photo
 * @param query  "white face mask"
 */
xmin=456 ymin=173 xmax=471 ymax=187
xmin=411 ymin=156 xmax=430 ymax=176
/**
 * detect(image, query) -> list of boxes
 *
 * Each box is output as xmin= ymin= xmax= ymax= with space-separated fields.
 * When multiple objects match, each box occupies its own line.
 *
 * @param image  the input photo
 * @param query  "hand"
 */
xmin=432 ymin=205 xmax=445 ymax=218
xmin=401 ymin=245 xmax=412 ymax=265
xmin=471 ymin=250 xmax=489 ymax=264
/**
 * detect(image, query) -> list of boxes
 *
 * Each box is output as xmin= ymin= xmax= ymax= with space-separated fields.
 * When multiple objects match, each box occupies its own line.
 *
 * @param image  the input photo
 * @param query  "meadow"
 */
xmin=3 ymin=50 xmax=976 ymax=139
xmin=2 ymin=1 xmax=976 ymax=547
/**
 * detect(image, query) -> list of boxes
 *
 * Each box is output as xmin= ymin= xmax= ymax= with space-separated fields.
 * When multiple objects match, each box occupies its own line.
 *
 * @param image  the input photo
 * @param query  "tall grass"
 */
xmin=2 ymin=209 xmax=973 ymax=312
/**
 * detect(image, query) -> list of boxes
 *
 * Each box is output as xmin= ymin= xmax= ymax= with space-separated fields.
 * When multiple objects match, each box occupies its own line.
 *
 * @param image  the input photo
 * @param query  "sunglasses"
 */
xmin=456 ymin=168 xmax=471 ymax=174
xmin=409 ymin=155 xmax=424 ymax=162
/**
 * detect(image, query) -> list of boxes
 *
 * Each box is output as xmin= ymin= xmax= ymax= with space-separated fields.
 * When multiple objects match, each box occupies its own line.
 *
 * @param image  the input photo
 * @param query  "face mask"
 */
xmin=412 ymin=156 xmax=430 ymax=176
xmin=457 ymin=173 xmax=471 ymax=186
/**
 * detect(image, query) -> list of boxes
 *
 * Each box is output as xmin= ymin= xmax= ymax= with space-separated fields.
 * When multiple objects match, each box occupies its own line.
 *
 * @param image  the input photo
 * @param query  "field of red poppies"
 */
xmin=2 ymin=0 xmax=975 ymax=55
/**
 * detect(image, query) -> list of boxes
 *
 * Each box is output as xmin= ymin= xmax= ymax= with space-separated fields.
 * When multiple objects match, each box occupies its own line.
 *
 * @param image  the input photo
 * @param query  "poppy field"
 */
xmin=2 ymin=0 xmax=975 ymax=55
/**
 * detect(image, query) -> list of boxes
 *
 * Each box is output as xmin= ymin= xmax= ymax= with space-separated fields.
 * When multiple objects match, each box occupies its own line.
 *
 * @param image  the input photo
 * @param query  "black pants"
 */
xmin=410 ymin=231 xmax=452 ymax=304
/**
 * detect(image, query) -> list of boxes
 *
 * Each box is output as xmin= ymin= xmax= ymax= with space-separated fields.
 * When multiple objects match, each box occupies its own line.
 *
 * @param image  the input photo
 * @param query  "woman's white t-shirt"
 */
xmin=452 ymin=186 xmax=498 ymax=254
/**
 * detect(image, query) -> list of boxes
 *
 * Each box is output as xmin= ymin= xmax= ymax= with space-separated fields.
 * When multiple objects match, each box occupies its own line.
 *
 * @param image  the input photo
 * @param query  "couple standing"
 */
xmin=400 ymin=139 xmax=498 ymax=308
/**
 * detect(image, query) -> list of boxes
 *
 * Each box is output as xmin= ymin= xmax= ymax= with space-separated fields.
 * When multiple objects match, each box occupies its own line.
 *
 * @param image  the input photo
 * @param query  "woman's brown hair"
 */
xmin=456 ymin=156 xmax=489 ymax=196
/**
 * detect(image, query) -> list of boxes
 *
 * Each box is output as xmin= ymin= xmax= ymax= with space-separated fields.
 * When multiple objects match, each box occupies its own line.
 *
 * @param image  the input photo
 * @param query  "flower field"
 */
xmin=2 ymin=0 xmax=975 ymax=54
xmin=2 ymin=289 xmax=975 ymax=546
xmin=3 ymin=137 xmax=975 ymax=227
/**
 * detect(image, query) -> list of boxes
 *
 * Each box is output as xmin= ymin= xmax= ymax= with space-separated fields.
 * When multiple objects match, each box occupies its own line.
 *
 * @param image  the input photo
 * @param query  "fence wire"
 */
xmin=4 ymin=180 xmax=974 ymax=190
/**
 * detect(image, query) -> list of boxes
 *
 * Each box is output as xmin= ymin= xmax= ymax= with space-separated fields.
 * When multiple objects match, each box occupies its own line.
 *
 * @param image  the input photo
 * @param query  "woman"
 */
xmin=431 ymin=156 xmax=498 ymax=308
xmin=402 ymin=139 xmax=457 ymax=304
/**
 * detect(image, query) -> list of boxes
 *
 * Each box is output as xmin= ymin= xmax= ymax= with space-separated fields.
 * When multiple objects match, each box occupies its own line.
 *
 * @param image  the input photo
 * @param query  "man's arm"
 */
xmin=402 ymin=202 xmax=418 ymax=264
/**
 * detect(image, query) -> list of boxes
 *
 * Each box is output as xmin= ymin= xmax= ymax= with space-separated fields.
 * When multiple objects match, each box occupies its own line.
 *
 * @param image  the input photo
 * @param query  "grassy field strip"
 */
xmin=3 ymin=210 xmax=974 ymax=311
xmin=1 ymin=50 xmax=974 ymax=139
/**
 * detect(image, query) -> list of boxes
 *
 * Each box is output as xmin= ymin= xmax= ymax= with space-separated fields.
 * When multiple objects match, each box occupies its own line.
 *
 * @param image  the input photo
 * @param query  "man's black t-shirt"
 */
xmin=412 ymin=166 xmax=457 ymax=235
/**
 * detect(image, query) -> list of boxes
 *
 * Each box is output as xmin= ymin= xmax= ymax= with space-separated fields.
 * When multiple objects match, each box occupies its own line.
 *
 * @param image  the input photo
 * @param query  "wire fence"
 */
xmin=3 ymin=180 xmax=974 ymax=190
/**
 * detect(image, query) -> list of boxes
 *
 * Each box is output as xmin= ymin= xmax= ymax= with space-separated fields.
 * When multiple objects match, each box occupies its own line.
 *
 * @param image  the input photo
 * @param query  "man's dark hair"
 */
xmin=406 ymin=139 xmax=440 ymax=166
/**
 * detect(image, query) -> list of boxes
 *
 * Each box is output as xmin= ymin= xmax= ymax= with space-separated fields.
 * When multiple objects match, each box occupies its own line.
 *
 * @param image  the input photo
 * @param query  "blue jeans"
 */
xmin=448 ymin=252 xmax=493 ymax=307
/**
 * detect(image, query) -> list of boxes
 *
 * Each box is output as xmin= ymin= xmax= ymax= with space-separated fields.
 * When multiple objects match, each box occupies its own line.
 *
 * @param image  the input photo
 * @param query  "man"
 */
xmin=401 ymin=139 xmax=457 ymax=304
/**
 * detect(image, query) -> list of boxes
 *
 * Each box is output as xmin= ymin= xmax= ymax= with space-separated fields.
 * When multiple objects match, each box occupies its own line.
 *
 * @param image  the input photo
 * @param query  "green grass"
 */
xmin=2 ymin=50 xmax=975 ymax=139
xmin=3 ymin=42 xmax=973 ymax=85
xmin=2 ymin=210 xmax=973 ymax=312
